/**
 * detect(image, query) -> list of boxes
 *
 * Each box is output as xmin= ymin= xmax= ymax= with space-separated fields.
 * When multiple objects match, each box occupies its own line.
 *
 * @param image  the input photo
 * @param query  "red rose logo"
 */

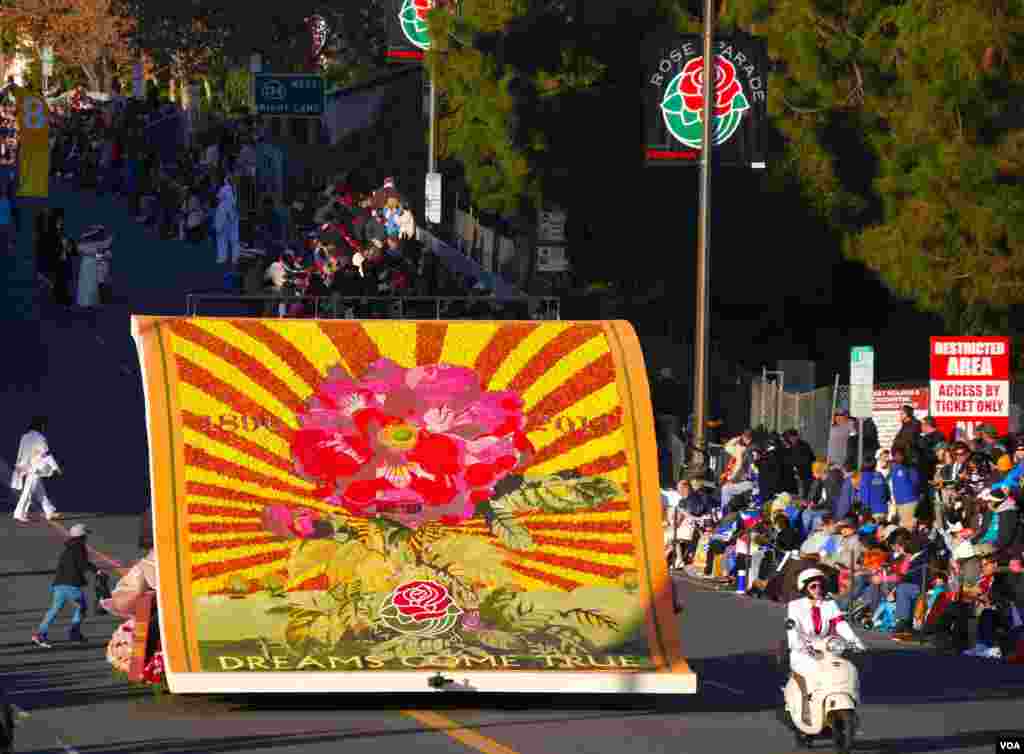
xmin=392 ymin=580 xmax=452 ymax=620
xmin=678 ymin=56 xmax=742 ymax=119
xmin=414 ymin=0 xmax=432 ymax=21
xmin=380 ymin=580 xmax=463 ymax=636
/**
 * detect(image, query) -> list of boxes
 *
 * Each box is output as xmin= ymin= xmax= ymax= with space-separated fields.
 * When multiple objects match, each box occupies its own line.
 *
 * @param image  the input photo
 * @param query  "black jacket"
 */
xmin=775 ymin=526 xmax=801 ymax=552
xmin=891 ymin=419 xmax=921 ymax=462
xmin=807 ymin=469 xmax=843 ymax=511
xmin=53 ymin=538 xmax=97 ymax=588
xmin=784 ymin=440 xmax=815 ymax=483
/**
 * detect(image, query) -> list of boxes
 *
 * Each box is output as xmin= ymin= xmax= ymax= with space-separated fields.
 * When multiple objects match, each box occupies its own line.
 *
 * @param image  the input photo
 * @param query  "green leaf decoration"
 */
xmin=473 ymin=629 xmax=528 ymax=652
xmin=493 ymin=475 xmax=623 ymax=514
xmin=661 ymin=92 xmax=684 ymax=115
xmin=558 ymin=607 xmax=619 ymax=631
xmin=489 ymin=507 xmax=534 ymax=551
xmin=731 ymin=92 xmax=750 ymax=112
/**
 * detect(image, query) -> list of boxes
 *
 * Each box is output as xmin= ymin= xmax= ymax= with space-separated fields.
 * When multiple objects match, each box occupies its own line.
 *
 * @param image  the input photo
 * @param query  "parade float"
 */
xmin=130 ymin=317 xmax=695 ymax=694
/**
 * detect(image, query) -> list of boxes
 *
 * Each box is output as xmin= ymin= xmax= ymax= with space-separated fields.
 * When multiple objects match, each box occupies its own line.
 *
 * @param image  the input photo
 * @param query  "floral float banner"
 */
xmin=132 ymin=317 xmax=694 ymax=694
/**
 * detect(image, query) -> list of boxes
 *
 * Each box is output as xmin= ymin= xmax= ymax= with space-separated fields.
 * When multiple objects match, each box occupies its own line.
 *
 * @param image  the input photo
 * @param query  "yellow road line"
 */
xmin=403 ymin=710 xmax=523 ymax=754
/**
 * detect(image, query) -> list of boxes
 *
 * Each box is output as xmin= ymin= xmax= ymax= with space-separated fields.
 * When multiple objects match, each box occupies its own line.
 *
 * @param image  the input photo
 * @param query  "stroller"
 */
xmin=78 ymin=224 xmax=113 ymax=306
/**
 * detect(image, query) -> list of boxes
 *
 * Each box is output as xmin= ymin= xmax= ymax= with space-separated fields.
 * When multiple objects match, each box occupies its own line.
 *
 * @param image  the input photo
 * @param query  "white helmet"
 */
xmin=797 ymin=568 xmax=826 ymax=592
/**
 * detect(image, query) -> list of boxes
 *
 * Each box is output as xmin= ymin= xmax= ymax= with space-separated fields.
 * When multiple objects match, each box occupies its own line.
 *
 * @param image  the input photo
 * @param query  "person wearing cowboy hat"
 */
xmin=32 ymin=524 xmax=119 ymax=648
xmin=786 ymin=567 xmax=866 ymax=724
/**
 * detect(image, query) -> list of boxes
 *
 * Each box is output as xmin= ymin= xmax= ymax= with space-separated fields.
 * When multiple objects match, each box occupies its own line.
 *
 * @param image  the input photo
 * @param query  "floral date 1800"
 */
xmin=197 ymin=414 xmax=285 ymax=433
xmin=198 ymin=413 xmax=619 ymax=435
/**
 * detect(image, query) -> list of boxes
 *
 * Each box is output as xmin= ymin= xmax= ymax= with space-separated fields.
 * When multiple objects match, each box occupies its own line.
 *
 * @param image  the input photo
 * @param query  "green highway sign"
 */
xmin=253 ymin=74 xmax=325 ymax=117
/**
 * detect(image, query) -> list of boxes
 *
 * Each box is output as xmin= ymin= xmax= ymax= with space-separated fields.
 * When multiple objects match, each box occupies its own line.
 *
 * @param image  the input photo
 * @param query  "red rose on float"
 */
xmin=678 ymin=56 xmax=742 ymax=120
xmin=392 ymin=580 xmax=452 ymax=620
xmin=290 ymin=360 xmax=534 ymax=529
xmin=380 ymin=580 xmax=463 ymax=636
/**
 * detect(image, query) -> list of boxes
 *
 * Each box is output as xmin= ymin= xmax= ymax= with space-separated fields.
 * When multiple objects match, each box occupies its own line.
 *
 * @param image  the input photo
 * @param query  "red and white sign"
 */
xmin=929 ymin=336 xmax=1010 ymax=442
xmin=873 ymin=387 xmax=929 ymax=453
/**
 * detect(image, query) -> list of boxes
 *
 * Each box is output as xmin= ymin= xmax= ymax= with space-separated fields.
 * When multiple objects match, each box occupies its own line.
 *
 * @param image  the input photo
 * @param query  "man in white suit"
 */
xmin=11 ymin=416 xmax=61 ymax=522
xmin=786 ymin=568 xmax=865 ymax=724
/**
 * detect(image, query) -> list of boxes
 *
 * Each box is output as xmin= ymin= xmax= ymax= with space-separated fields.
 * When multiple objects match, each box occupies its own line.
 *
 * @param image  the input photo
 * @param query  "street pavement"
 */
xmin=2 ymin=510 xmax=1023 ymax=754
xmin=3 ymin=181 xmax=1024 ymax=752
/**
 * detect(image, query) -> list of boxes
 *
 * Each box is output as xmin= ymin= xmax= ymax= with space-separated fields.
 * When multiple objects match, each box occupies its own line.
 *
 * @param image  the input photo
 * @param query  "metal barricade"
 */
xmin=184 ymin=294 xmax=562 ymax=320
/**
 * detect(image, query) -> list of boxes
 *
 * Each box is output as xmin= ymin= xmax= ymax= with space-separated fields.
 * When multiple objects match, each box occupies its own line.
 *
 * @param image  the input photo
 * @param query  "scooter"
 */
xmin=781 ymin=618 xmax=861 ymax=753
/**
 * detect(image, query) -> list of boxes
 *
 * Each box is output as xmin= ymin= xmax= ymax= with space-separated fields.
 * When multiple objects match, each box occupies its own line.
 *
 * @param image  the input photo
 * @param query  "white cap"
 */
xmin=797 ymin=568 xmax=826 ymax=592
xmin=68 ymin=524 xmax=91 ymax=538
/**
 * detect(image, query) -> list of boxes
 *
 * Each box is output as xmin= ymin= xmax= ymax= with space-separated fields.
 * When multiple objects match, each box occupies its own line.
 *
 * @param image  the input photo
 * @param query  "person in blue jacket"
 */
xmin=992 ymin=440 xmax=1024 ymax=494
xmin=858 ymin=455 xmax=891 ymax=521
xmin=890 ymin=447 xmax=921 ymax=527
xmin=832 ymin=463 xmax=857 ymax=522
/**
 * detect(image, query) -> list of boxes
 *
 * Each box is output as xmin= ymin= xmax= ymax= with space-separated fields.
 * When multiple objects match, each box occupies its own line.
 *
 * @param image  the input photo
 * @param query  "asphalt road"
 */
xmin=2 ymin=511 xmax=1023 ymax=754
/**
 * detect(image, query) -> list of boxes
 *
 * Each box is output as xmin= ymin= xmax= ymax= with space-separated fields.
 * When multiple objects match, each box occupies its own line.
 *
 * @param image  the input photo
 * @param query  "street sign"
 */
xmin=253 ymin=74 xmax=324 ymax=117
xmin=41 ymin=47 xmax=53 ymax=78
xmin=425 ymin=172 xmax=442 ymax=224
xmin=850 ymin=346 xmax=874 ymax=418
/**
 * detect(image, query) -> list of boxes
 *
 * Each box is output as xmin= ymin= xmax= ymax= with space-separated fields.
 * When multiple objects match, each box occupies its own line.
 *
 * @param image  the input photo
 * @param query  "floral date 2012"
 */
xmin=198 ymin=413 xmax=618 ymax=435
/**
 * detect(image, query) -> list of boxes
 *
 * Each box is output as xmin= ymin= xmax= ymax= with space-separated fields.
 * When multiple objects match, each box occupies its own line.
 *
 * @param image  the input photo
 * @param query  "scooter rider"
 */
xmin=787 ymin=568 xmax=866 ymax=725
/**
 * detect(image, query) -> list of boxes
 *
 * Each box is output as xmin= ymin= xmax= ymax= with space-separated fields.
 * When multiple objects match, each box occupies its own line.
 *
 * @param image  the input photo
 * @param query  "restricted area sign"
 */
xmin=849 ymin=346 xmax=874 ymax=419
xmin=929 ymin=336 xmax=1011 ymax=442
xmin=253 ymin=74 xmax=325 ymax=117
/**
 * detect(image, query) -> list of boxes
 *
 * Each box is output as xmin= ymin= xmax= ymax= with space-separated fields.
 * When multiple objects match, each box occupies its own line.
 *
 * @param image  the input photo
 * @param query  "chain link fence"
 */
xmin=751 ymin=380 xmax=841 ymax=460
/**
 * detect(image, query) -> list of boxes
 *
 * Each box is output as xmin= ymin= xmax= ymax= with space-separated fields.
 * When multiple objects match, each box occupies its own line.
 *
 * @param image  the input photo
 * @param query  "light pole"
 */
xmin=689 ymin=0 xmax=715 ymax=480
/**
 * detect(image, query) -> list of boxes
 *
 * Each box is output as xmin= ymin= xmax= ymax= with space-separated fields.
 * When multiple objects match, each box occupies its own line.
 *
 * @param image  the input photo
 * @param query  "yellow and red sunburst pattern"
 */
xmin=132 ymin=317 xmax=687 ymax=684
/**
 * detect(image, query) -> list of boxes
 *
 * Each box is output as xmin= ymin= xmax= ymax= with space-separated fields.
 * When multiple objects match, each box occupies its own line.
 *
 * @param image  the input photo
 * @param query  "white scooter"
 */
xmin=781 ymin=618 xmax=861 ymax=753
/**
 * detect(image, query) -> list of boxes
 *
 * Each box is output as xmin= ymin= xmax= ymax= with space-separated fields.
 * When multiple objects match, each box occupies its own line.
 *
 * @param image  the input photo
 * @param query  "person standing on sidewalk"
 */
xmin=32 ymin=524 xmax=111 ymax=647
xmin=11 ymin=416 xmax=61 ymax=522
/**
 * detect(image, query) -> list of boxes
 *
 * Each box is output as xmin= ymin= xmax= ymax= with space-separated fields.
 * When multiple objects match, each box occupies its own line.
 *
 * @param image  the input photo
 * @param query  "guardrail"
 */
xmin=184 ymin=294 xmax=561 ymax=320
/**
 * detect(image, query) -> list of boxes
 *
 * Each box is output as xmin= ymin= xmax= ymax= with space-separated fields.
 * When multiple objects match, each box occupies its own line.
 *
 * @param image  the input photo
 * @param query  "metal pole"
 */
xmin=428 ymin=71 xmax=437 ymax=174
xmin=826 ymin=373 xmax=840 ymax=466
xmin=689 ymin=0 xmax=715 ymax=480
xmin=857 ymin=417 xmax=865 ymax=472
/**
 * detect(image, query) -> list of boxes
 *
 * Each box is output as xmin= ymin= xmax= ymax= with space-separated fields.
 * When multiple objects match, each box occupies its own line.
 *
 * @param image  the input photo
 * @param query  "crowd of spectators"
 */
xmin=662 ymin=410 xmax=1024 ymax=663
xmin=37 ymin=91 xmax=522 ymax=319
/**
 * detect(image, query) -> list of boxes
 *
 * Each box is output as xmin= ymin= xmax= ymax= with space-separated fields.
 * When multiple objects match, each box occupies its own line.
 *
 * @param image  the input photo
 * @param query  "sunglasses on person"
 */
xmin=806 ymin=581 xmax=824 ymax=591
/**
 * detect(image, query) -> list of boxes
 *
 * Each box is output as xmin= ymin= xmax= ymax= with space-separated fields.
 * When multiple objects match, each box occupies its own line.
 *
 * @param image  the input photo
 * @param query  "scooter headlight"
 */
xmin=825 ymin=636 xmax=845 ymax=655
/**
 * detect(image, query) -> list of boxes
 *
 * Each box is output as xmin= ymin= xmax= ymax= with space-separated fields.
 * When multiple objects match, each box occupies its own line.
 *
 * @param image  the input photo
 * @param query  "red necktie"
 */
xmin=812 ymin=604 xmax=822 ymax=635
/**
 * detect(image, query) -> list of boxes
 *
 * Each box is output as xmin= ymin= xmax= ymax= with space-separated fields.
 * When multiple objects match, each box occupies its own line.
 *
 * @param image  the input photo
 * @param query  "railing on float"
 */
xmin=184 ymin=294 xmax=562 ymax=320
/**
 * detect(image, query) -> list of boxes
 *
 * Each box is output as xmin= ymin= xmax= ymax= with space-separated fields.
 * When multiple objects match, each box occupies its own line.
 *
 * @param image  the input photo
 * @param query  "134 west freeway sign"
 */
xmin=644 ymin=31 xmax=768 ymax=167
xmin=929 ymin=336 xmax=1011 ymax=441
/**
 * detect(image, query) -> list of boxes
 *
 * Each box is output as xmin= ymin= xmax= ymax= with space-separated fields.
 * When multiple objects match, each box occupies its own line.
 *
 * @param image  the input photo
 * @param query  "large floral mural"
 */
xmin=138 ymin=319 xmax=676 ymax=676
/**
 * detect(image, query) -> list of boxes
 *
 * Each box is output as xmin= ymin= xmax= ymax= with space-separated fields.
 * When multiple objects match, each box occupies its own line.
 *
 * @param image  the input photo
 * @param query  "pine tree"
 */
xmin=724 ymin=0 xmax=1024 ymax=334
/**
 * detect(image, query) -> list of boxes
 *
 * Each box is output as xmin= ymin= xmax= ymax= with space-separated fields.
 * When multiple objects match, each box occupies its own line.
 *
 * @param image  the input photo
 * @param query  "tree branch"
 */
xmin=782 ymin=95 xmax=827 ymax=114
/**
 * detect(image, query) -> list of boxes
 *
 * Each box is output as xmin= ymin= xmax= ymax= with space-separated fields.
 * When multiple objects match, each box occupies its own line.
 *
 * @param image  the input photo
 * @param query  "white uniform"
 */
xmin=786 ymin=596 xmax=863 ymax=677
xmin=11 ymin=430 xmax=59 ymax=520
xmin=215 ymin=182 xmax=240 ymax=264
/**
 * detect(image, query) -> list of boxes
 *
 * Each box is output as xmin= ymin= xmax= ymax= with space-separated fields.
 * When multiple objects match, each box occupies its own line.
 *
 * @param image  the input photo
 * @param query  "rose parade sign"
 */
xmin=386 ymin=0 xmax=449 ymax=62
xmin=644 ymin=31 xmax=768 ymax=167
xmin=132 ymin=317 xmax=694 ymax=694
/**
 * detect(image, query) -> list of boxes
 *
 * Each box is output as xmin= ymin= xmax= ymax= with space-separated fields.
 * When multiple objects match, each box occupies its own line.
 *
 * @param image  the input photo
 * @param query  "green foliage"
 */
xmin=222 ymin=67 xmax=250 ymax=112
xmin=723 ymin=0 xmax=1024 ymax=333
